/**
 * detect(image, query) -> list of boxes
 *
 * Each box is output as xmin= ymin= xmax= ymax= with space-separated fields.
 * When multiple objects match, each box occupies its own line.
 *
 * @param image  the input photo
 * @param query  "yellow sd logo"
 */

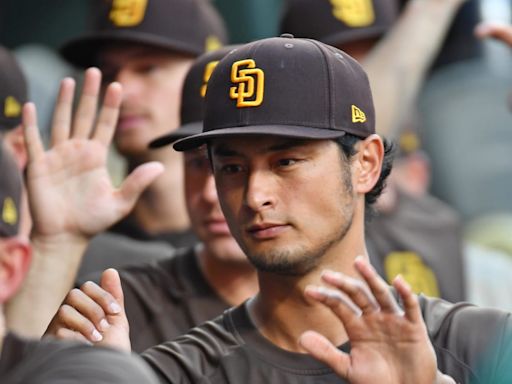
xmin=110 ymin=0 xmax=148 ymax=27
xmin=2 ymin=197 xmax=18 ymax=227
xmin=230 ymin=59 xmax=264 ymax=108
xmin=330 ymin=0 xmax=375 ymax=27
xmin=4 ymin=96 xmax=21 ymax=118
xmin=200 ymin=61 xmax=220 ymax=98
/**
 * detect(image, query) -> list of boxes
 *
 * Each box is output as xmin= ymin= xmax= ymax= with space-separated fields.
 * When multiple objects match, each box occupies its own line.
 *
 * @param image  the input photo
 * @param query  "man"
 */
xmin=280 ymin=0 xmax=467 ymax=302
xmin=46 ymin=37 xmax=511 ymax=383
xmin=61 ymin=0 xmax=227 ymax=248
xmin=0 ymin=140 xmax=159 ymax=383
xmin=69 ymin=46 xmax=259 ymax=353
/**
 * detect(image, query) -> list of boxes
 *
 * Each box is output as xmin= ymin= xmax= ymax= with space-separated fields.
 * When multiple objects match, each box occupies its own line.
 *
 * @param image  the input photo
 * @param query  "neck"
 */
xmin=127 ymin=150 xmax=190 ymax=233
xmin=248 ymin=209 xmax=369 ymax=353
xmin=197 ymin=245 xmax=259 ymax=306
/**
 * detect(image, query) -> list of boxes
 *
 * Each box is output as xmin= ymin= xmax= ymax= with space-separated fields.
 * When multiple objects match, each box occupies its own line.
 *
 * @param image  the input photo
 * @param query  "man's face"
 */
xmin=98 ymin=45 xmax=194 ymax=157
xmin=184 ymin=146 xmax=246 ymax=263
xmin=211 ymin=136 xmax=356 ymax=276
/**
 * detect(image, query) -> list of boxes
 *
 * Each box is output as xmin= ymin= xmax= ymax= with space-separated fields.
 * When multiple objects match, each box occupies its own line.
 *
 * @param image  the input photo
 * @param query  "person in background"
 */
xmin=0 ymin=139 xmax=159 ymax=384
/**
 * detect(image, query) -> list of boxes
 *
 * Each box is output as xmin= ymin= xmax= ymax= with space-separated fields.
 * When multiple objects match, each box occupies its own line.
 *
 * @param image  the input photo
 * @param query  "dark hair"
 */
xmin=334 ymin=133 xmax=395 ymax=220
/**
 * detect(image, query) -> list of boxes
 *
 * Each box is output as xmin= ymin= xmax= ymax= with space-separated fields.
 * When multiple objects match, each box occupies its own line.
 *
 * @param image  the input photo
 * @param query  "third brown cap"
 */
xmin=280 ymin=0 xmax=398 ymax=47
xmin=61 ymin=0 xmax=228 ymax=68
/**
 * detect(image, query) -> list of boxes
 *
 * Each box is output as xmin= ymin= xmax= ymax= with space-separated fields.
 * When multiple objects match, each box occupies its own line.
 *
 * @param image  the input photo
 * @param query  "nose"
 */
xmin=244 ymin=169 xmax=275 ymax=212
xmin=115 ymin=68 xmax=143 ymax=102
xmin=202 ymin=173 xmax=219 ymax=204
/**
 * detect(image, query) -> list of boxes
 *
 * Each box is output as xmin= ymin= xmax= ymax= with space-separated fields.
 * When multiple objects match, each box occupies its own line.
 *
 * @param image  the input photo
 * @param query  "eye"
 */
xmin=218 ymin=164 xmax=245 ymax=175
xmin=276 ymin=158 xmax=298 ymax=167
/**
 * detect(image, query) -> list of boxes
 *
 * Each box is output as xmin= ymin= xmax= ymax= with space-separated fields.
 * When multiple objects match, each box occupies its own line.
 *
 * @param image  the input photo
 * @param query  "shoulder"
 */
xmin=419 ymin=295 xmax=512 ymax=383
xmin=1 ymin=334 xmax=159 ymax=384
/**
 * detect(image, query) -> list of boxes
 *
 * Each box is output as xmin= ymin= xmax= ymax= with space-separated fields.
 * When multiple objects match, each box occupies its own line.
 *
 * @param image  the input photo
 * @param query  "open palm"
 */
xmin=23 ymin=68 xmax=163 ymax=238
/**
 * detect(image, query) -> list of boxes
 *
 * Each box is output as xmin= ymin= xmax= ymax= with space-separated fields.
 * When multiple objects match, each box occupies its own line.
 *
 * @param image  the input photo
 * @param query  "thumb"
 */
xmin=299 ymin=330 xmax=350 ymax=378
xmin=100 ymin=268 xmax=125 ymax=313
xmin=117 ymin=161 xmax=165 ymax=214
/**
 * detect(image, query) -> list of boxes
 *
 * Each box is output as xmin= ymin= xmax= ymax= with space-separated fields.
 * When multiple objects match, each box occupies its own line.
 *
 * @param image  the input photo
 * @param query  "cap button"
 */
xmin=280 ymin=33 xmax=294 ymax=39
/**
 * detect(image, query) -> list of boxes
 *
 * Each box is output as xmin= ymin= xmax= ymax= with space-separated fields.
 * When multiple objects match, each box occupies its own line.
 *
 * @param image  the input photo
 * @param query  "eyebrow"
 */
xmin=212 ymin=138 xmax=310 ymax=158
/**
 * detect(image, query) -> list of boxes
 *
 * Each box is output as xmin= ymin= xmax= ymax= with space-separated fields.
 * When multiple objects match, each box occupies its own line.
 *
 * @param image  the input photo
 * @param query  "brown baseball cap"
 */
xmin=60 ymin=0 xmax=228 ymax=68
xmin=149 ymin=44 xmax=241 ymax=148
xmin=280 ymin=0 xmax=398 ymax=47
xmin=0 ymin=140 xmax=22 ymax=237
xmin=0 ymin=46 xmax=28 ymax=132
xmin=173 ymin=35 xmax=375 ymax=152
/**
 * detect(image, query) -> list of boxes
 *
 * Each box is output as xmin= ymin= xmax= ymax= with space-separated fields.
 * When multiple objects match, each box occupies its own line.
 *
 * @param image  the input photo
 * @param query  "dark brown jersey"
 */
xmin=142 ymin=296 xmax=512 ymax=384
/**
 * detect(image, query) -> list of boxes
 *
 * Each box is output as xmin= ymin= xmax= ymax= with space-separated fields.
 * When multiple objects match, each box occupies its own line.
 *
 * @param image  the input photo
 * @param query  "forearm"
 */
xmin=363 ymin=0 xmax=467 ymax=139
xmin=5 ymin=234 xmax=89 ymax=337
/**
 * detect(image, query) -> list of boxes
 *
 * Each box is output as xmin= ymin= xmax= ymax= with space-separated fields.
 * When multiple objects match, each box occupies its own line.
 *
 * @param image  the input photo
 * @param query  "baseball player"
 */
xmin=44 ymin=36 xmax=511 ymax=383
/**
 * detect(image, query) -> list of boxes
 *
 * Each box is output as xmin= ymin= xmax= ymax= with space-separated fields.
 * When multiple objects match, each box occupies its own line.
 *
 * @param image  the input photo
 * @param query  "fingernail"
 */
xmin=99 ymin=319 xmax=110 ymax=331
xmin=91 ymin=329 xmax=103 ymax=342
xmin=109 ymin=302 xmax=122 ymax=314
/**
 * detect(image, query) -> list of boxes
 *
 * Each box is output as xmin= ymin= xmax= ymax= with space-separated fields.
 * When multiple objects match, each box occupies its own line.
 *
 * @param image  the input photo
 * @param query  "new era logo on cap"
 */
xmin=352 ymin=105 xmax=366 ymax=123
xmin=2 ymin=197 xmax=17 ymax=227
xmin=4 ymin=96 xmax=21 ymax=119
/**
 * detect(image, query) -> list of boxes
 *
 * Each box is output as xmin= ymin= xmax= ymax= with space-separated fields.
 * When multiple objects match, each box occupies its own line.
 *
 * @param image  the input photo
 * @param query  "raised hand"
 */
xmin=45 ymin=268 xmax=131 ymax=352
xmin=299 ymin=257 xmax=445 ymax=384
xmin=475 ymin=22 xmax=512 ymax=47
xmin=23 ymin=68 xmax=164 ymax=239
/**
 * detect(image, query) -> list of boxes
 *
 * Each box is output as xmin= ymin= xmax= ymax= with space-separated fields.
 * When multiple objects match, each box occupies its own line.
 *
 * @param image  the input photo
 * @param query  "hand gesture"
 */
xmin=299 ymin=257 xmax=452 ymax=384
xmin=23 ymin=68 xmax=164 ymax=239
xmin=45 ymin=268 xmax=131 ymax=352
xmin=475 ymin=22 xmax=512 ymax=47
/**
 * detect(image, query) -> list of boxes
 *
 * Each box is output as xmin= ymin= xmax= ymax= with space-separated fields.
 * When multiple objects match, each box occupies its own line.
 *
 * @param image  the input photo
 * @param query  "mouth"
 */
xmin=204 ymin=219 xmax=231 ymax=235
xmin=246 ymin=223 xmax=290 ymax=239
xmin=117 ymin=115 xmax=146 ymax=132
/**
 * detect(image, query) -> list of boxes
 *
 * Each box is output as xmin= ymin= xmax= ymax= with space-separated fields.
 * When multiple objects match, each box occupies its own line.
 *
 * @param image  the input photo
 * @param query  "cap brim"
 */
xmin=149 ymin=122 xmax=203 ymax=148
xmin=173 ymin=125 xmax=347 ymax=152
xmin=60 ymin=31 xmax=200 ymax=68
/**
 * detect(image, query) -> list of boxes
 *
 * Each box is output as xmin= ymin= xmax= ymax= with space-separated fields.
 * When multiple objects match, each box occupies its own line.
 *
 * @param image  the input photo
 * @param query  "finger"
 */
xmin=436 ymin=371 xmax=457 ymax=384
xmin=50 ymin=77 xmax=76 ymax=146
xmin=304 ymin=285 xmax=362 ymax=320
xmin=55 ymin=327 xmax=93 ymax=345
xmin=65 ymin=287 xmax=110 ymax=331
xmin=80 ymin=279 xmax=122 ymax=316
xmin=100 ymin=269 xmax=124 ymax=310
xmin=475 ymin=22 xmax=512 ymax=47
xmin=299 ymin=331 xmax=350 ymax=378
xmin=54 ymin=304 xmax=103 ymax=342
xmin=72 ymin=67 xmax=102 ymax=139
xmin=320 ymin=270 xmax=380 ymax=315
xmin=92 ymin=82 xmax=122 ymax=146
xmin=116 ymin=161 xmax=164 ymax=214
xmin=354 ymin=257 xmax=402 ymax=314
xmin=393 ymin=275 xmax=422 ymax=323
xmin=22 ymin=103 xmax=45 ymax=163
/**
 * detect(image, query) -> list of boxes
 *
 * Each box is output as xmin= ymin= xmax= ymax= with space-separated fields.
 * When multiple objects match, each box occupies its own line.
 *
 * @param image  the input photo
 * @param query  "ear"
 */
xmin=352 ymin=134 xmax=384 ymax=194
xmin=4 ymin=126 xmax=28 ymax=170
xmin=0 ymin=237 xmax=32 ymax=303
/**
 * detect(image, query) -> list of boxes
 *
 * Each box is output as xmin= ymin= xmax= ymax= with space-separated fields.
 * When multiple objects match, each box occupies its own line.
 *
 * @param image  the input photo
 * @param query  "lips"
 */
xmin=204 ymin=218 xmax=231 ymax=235
xmin=246 ymin=223 xmax=289 ymax=239
xmin=117 ymin=115 xmax=146 ymax=132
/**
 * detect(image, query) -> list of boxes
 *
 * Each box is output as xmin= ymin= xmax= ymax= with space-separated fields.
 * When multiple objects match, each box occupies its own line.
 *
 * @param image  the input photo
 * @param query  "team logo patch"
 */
xmin=330 ymin=0 xmax=375 ymax=27
xmin=4 ymin=96 xmax=21 ymax=119
xmin=109 ymin=0 xmax=148 ymax=27
xmin=384 ymin=252 xmax=440 ymax=298
xmin=229 ymin=59 xmax=264 ymax=108
xmin=2 ymin=197 xmax=17 ymax=227
xmin=351 ymin=105 xmax=366 ymax=123
xmin=205 ymin=36 xmax=222 ymax=52
xmin=200 ymin=61 xmax=220 ymax=98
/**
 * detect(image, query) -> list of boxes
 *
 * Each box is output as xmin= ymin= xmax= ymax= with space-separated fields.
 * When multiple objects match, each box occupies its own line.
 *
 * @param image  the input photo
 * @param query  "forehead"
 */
xmin=97 ymin=43 xmax=193 ymax=67
xmin=210 ymin=135 xmax=334 ymax=157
